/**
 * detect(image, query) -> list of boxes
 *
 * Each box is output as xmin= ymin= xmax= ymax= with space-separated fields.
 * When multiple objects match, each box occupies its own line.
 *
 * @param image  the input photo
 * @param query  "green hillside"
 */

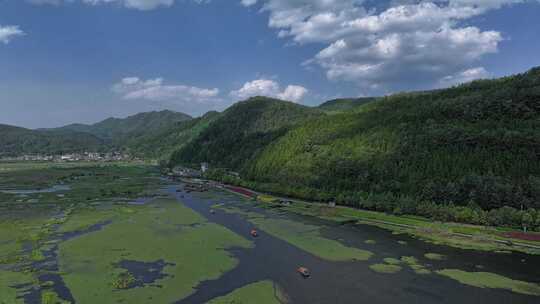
xmin=243 ymin=67 xmax=540 ymax=214
xmin=56 ymin=110 xmax=192 ymax=144
xmin=170 ymin=96 xmax=324 ymax=169
xmin=125 ymin=111 xmax=221 ymax=159
xmin=318 ymin=98 xmax=377 ymax=113
xmin=0 ymin=124 xmax=107 ymax=156
xmin=2 ymin=110 xmax=193 ymax=158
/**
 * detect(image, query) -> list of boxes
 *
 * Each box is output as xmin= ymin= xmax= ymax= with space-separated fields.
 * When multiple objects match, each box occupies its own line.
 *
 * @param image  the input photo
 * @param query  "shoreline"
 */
xmin=204 ymin=179 xmax=540 ymax=255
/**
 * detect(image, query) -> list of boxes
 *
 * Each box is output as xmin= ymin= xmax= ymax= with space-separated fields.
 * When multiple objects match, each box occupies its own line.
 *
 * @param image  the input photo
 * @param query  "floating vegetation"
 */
xmin=409 ymin=264 xmax=431 ymax=275
xmin=400 ymin=256 xmax=418 ymax=265
xmin=436 ymin=269 xmax=540 ymax=296
xmin=0 ymin=270 xmax=34 ymax=304
xmin=400 ymin=256 xmax=431 ymax=274
xmin=41 ymin=290 xmax=64 ymax=304
xmin=207 ymin=281 xmax=287 ymax=304
xmin=112 ymin=272 xmax=138 ymax=290
xmin=424 ymin=253 xmax=446 ymax=261
xmin=383 ymin=258 xmax=401 ymax=265
xmin=31 ymin=249 xmax=46 ymax=262
xmin=249 ymin=217 xmax=373 ymax=262
xmin=59 ymin=199 xmax=252 ymax=303
xmin=369 ymin=263 xmax=402 ymax=274
xmin=364 ymin=240 xmax=377 ymax=244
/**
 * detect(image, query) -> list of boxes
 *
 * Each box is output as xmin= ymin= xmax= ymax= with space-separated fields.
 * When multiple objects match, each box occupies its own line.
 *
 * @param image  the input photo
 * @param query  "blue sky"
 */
xmin=1 ymin=0 xmax=540 ymax=128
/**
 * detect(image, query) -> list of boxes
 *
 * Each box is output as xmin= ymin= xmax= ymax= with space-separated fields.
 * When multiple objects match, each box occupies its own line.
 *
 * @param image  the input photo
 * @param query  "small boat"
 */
xmin=250 ymin=229 xmax=258 ymax=237
xmin=297 ymin=267 xmax=310 ymax=278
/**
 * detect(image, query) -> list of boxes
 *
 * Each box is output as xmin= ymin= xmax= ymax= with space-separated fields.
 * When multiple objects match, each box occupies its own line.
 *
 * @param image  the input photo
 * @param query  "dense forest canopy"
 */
xmin=0 ymin=124 xmax=107 ymax=156
xmin=170 ymin=97 xmax=324 ymax=169
xmin=170 ymin=67 xmax=540 ymax=230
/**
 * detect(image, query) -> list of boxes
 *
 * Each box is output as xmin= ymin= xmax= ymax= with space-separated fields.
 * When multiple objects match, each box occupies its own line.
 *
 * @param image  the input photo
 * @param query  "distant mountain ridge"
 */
xmin=51 ymin=110 xmax=192 ymax=144
xmin=0 ymin=124 xmax=106 ymax=157
xmin=1 ymin=110 xmax=193 ymax=157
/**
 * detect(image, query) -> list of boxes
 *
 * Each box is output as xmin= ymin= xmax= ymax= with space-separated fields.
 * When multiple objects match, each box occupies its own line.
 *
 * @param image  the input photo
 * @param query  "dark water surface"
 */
xmin=169 ymin=185 xmax=540 ymax=304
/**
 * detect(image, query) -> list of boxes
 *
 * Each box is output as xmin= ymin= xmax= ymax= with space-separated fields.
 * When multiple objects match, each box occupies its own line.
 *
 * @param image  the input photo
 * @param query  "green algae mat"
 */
xmin=207 ymin=280 xmax=287 ymax=304
xmin=436 ymin=269 xmax=540 ymax=296
xmin=58 ymin=198 xmax=252 ymax=304
xmin=251 ymin=217 xmax=372 ymax=262
xmin=0 ymin=271 xmax=33 ymax=304
xmin=219 ymin=205 xmax=372 ymax=262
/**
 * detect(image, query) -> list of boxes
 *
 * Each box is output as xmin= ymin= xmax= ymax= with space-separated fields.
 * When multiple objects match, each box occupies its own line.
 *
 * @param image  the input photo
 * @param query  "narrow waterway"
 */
xmin=169 ymin=184 xmax=540 ymax=304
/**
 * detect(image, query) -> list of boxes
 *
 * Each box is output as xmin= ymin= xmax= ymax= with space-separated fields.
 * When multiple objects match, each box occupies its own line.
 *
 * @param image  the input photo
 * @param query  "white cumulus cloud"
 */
xmin=240 ymin=0 xmax=258 ymax=6
xmin=246 ymin=0 xmax=537 ymax=91
xmin=278 ymin=85 xmax=309 ymax=102
xmin=83 ymin=0 xmax=174 ymax=10
xmin=0 ymin=25 xmax=24 ymax=44
xmin=27 ymin=0 xmax=208 ymax=10
xmin=439 ymin=67 xmax=491 ymax=87
xmin=230 ymin=79 xmax=308 ymax=102
xmin=113 ymin=77 xmax=220 ymax=103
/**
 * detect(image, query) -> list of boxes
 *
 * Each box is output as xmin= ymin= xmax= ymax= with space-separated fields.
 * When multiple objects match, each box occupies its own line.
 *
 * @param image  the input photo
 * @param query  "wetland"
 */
xmin=1 ymin=162 xmax=539 ymax=304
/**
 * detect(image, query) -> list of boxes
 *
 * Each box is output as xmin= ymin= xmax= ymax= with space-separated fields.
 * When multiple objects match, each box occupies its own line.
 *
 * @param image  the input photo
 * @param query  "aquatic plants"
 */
xmin=249 ymin=217 xmax=373 ymax=262
xmin=0 ymin=271 xmax=33 ymax=304
xmin=58 ymin=198 xmax=252 ymax=304
xmin=207 ymin=280 xmax=287 ymax=304
xmin=369 ymin=264 xmax=402 ymax=274
xmin=436 ymin=269 xmax=540 ymax=296
xmin=112 ymin=272 xmax=138 ymax=290
xmin=424 ymin=253 xmax=446 ymax=261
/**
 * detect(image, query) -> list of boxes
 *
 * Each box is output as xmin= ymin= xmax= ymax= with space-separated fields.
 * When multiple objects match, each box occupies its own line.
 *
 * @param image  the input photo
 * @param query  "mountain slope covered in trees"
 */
xmin=318 ymin=98 xmax=377 ymax=113
xmin=0 ymin=124 xmax=107 ymax=156
xmin=1 ymin=110 xmax=194 ymax=158
xmin=166 ymin=67 xmax=540 ymax=230
xmin=170 ymin=96 xmax=325 ymax=169
xmin=243 ymin=67 xmax=540 ymax=212
xmin=54 ymin=110 xmax=192 ymax=145
xmin=125 ymin=111 xmax=221 ymax=159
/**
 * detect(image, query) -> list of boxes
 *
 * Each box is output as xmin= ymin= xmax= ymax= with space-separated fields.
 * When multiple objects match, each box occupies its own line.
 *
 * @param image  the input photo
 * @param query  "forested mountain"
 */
xmin=170 ymin=96 xmax=325 ymax=169
xmin=1 ymin=110 xmax=193 ymax=157
xmin=0 ymin=124 xmax=107 ymax=156
xmin=165 ymin=67 xmax=540 ymax=230
xmin=242 ymin=67 xmax=540 ymax=212
xmin=125 ymin=111 xmax=220 ymax=159
xmin=318 ymin=98 xmax=377 ymax=113
xmin=53 ymin=110 xmax=192 ymax=145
